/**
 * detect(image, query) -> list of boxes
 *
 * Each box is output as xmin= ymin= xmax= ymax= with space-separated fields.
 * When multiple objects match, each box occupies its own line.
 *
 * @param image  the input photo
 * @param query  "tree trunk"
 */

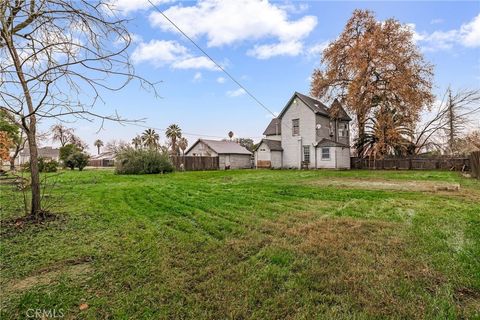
xmin=9 ymin=144 xmax=22 ymax=170
xmin=97 ymin=146 xmax=100 ymax=154
xmin=26 ymin=127 xmax=42 ymax=218
xmin=4 ymin=31 xmax=42 ymax=218
xmin=356 ymin=114 xmax=366 ymax=157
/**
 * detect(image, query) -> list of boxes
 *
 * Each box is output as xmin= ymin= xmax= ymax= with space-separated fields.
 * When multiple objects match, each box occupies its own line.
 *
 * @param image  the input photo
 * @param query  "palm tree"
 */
xmin=142 ymin=129 xmax=160 ymax=149
xmin=165 ymin=124 xmax=182 ymax=155
xmin=178 ymin=137 xmax=188 ymax=156
xmin=355 ymin=106 xmax=412 ymax=160
xmin=228 ymin=131 xmax=234 ymax=141
xmin=93 ymin=139 xmax=104 ymax=155
xmin=131 ymin=135 xmax=142 ymax=149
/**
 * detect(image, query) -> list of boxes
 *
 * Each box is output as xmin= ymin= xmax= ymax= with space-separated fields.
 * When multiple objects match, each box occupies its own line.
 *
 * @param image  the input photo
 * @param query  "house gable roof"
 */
xmin=185 ymin=139 xmax=252 ymax=155
xmin=315 ymin=138 xmax=349 ymax=148
xmin=329 ymin=99 xmax=352 ymax=121
xmin=254 ymin=139 xmax=283 ymax=152
xmin=277 ymin=92 xmax=351 ymax=121
xmin=263 ymin=118 xmax=282 ymax=136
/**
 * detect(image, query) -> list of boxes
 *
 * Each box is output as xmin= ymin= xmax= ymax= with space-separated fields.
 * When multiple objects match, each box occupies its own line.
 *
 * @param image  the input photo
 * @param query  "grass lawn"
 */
xmin=1 ymin=169 xmax=479 ymax=319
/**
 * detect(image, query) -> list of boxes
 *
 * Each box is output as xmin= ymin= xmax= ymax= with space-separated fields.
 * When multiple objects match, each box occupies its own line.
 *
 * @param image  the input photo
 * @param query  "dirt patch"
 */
xmin=5 ymin=257 xmax=94 ymax=293
xmin=0 ymin=212 xmax=64 ymax=238
xmin=308 ymin=179 xmax=461 ymax=192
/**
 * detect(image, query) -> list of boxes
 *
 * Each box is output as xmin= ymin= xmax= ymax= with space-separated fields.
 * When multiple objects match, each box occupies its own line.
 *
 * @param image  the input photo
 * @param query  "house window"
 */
xmin=303 ymin=145 xmax=310 ymax=163
xmin=260 ymin=148 xmax=266 ymax=152
xmin=292 ymin=119 xmax=300 ymax=136
xmin=321 ymin=147 xmax=330 ymax=160
xmin=339 ymin=123 xmax=348 ymax=137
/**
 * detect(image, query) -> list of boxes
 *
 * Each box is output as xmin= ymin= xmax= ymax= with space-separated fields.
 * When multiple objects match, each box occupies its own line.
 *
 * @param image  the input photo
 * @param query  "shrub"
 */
xmin=71 ymin=152 xmax=89 ymax=171
xmin=39 ymin=158 xmax=58 ymax=172
xmin=60 ymin=143 xmax=89 ymax=170
xmin=59 ymin=144 xmax=79 ymax=164
xmin=115 ymin=147 xmax=174 ymax=174
xmin=22 ymin=158 xmax=59 ymax=172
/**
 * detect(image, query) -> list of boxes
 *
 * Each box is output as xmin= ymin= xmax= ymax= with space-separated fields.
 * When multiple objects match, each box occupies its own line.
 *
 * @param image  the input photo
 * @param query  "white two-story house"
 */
xmin=254 ymin=92 xmax=351 ymax=169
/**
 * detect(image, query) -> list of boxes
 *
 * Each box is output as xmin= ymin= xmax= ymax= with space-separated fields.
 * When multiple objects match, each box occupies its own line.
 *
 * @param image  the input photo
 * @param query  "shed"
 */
xmin=254 ymin=139 xmax=283 ymax=168
xmin=185 ymin=139 xmax=252 ymax=170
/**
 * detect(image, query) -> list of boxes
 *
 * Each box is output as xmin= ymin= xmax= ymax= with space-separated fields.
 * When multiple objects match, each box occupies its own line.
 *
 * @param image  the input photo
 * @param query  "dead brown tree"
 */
xmin=0 ymin=0 xmax=157 ymax=219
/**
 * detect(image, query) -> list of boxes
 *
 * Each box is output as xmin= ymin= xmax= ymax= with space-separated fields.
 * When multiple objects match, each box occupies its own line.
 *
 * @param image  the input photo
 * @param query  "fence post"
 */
xmin=471 ymin=151 xmax=480 ymax=179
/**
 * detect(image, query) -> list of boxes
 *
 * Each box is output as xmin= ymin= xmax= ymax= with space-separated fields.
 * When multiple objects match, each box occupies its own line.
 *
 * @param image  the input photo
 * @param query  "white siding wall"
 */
xmin=336 ymin=147 xmax=351 ymax=169
xmin=265 ymin=134 xmax=281 ymax=141
xmin=316 ymin=147 xmax=336 ymax=168
xmin=271 ymin=151 xmax=282 ymax=168
xmin=255 ymin=142 xmax=271 ymax=162
xmin=185 ymin=141 xmax=218 ymax=156
xmin=281 ymin=99 xmax=317 ymax=168
xmin=220 ymin=154 xmax=251 ymax=169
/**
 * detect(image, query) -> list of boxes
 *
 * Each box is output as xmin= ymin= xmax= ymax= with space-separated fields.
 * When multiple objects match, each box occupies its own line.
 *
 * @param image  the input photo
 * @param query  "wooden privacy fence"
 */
xmin=170 ymin=156 xmax=219 ymax=171
xmin=471 ymin=151 xmax=480 ymax=179
xmin=88 ymin=159 xmax=115 ymax=167
xmin=351 ymin=157 xmax=470 ymax=171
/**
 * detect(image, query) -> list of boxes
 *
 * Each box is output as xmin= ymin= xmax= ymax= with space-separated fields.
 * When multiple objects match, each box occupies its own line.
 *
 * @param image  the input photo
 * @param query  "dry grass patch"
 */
xmin=308 ymin=178 xmax=462 ymax=192
xmin=3 ymin=257 xmax=93 ymax=294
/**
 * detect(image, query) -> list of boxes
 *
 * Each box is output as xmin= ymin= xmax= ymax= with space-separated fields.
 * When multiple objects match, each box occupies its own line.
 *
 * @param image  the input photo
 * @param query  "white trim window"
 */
xmin=338 ymin=123 xmax=348 ymax=137
xmin=303 ymin=145 xmax=310 ymax=163
xmin=321 ymin=147 xmax=330 ymax=160
xmin=292 ymin=119 xmax=300 ymax=136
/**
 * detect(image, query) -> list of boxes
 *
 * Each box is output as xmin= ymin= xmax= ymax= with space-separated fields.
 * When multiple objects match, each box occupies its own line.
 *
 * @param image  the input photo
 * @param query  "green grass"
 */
xmin=1 ymin=169 xmax=479 ymax=319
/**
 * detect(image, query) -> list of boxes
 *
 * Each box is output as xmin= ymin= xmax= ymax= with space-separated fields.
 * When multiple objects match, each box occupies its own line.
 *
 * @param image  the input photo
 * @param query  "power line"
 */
xmin=129 ymin=122 xmax=264 ymax=140
xmin=146 ymin=0 xmax=279 ymax=119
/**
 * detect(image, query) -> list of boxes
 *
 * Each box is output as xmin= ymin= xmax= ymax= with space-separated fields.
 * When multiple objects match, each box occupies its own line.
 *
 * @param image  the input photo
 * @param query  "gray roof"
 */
xmin=278 ymin=92 xmax=351 ymax=121
xmin=254 ymin=139 xmax=283 ymax=151
xmin=263 ymin=118 xmax=282 ymax=136
xmin=329 ymin=99 xmax=352 ymax=121
xmin=90 ymin=152 xmax=116 ymax=160
xmin=20 ymin=146 xmax=60 ymax=158
xmin=315 ymin=138 xmax=349 ymax=148
xmin=187 ymin=139 xmax=252 ymax=155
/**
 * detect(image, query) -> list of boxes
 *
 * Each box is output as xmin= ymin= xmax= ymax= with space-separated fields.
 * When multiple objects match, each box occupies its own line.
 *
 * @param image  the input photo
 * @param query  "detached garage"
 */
xmin=185 ymin=139 xmax=252 ymax=170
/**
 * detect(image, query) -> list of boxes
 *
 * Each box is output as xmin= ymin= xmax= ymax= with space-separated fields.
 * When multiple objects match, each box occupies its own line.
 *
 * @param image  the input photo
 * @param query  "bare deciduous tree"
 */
xmin=414 ymin=87 xmax=480 ymax=155
xmin=0 ymin=0 xmax=156 ymax=219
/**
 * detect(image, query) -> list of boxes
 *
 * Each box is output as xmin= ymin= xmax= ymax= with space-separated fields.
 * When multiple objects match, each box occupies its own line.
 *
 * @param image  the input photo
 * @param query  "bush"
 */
xmin=115 ymin=147 xmax=174 ymax=174
xmin=22 ymin=158 xmax=59 ymax=172
xmin=71 ymin=152 xmax=89 ymax=171
xmin=60 ymin=143 xmax=89 ymax=170
xmin=39 ymin=158 xmax=58 ymax=172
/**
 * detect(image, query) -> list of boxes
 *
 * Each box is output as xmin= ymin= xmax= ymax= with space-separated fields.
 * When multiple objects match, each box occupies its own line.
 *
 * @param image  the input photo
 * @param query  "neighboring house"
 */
xmin=254 ymin=92 xmax=351 ymax=169
xmin=15 ymin=146 xmax=60 ymax=166
xmin=185 ymin=139 xmax=252 ymax=169
xmin=89 ymin=152 xmax=115 ymax=167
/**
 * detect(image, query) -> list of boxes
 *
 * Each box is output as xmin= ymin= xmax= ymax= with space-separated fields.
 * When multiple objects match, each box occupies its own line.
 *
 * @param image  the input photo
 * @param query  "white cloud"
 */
xmin=172 ymin=56 xmax=217 ymax=70
xmin=216 ymin=77 xmax=226 ymax=84
xmin=107 ymin=0 xmax=173 ymax=14
xmin=247 ymin=41 xmax=303 ymax=59
xmin=193 ymin=72 xmax=202 ymax=81
xmin=409 ymin=14 xmax=480 ymax=51
xmin=226 ymin=88 xmax=246 ymax=97
xmin=132 ymin=40 xmax=218 ymax=70
xmin=149 ymin=0 xmax=317 ymax=59
xmin=307 ymin=41 xmax=330 ymax=57
xmin=460 ymin=13 xmax=480 ymax=47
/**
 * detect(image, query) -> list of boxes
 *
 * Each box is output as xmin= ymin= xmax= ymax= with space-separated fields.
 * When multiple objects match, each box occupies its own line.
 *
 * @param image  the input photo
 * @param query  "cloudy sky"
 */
xmin=43 ymin=0 xmax=480 ymax=150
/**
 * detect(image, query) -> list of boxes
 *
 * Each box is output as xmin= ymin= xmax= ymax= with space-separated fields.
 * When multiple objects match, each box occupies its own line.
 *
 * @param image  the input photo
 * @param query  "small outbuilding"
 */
xmin=185 ymin=139 xmax=252 ymax=170
xmin=254 ymin=139 xmax=283 ymax=168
